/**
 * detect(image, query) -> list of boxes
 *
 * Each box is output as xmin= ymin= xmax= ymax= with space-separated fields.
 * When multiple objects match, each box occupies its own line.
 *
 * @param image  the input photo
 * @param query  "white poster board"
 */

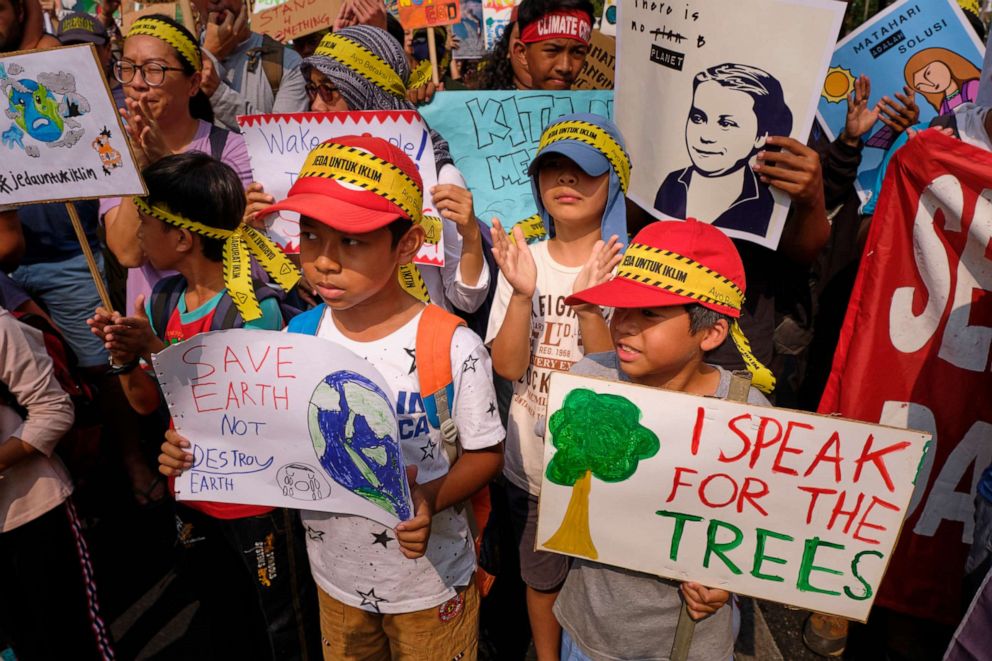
xmin=536 ymin=373 xmax=931 ymax=621
xmin=0 ymin=44 xmax=145 ymax=205
xmin=615 ymin=0 xmax=844 ymax=249
xmin=238 ymin=111 xmax=443 ymax=266
xmin=153 ymin=329 xmax=414 ymax=528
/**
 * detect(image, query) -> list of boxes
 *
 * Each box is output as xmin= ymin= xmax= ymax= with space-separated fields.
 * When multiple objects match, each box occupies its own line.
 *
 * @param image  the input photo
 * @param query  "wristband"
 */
xmin=108 ymin=357 xmax=140 ymax=376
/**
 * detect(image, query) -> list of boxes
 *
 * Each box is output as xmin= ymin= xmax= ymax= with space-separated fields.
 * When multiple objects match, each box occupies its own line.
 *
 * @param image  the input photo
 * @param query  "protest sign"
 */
xmin=536 ymin=372 xmax=930 ymax=621
xmin=817 ymin=0 xmax=984 ymax=204
xmin=452 ymin=0 xmax=485 ymax=59
xmin=253 ymin=0 xmax=288 ymax=14
xmin=599 ymin=0 xmax=616 ymax=36
xmin=615 ymin=0 xmax=844 ymax=250
xmin=819 ymin=130 xmax=992 ymax=624
xmin=0 ymin=45 xmax=144 ymax=206
xmin=253 ymin=0 xmax=341 ymax=42
xmin=419 ymin=90 xmax=613 ymax=226
xmin=573 ymin=30 xmax=615 ymax=90
xmin=152 ymin=329 xmax=414 ymax=528
xmin=482 ymin=0 xmax=515 ymax=49
xmin=398 ymin=0 xmax=461 ymax=30
xmin=237 ymin=111 xmax=444 ymax=266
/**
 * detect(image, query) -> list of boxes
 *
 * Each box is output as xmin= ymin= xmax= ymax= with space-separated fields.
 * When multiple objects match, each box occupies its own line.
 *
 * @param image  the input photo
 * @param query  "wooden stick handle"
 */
xmin=65 ymin=202 xmax=113 ymax=311
xmin=426 ymin=26 xmax=440 ymax=85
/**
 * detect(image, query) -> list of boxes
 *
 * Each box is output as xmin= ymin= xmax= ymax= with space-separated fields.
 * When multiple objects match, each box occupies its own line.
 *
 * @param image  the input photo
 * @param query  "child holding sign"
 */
xmin=554 ymin=219 xmax=771 ymax=660
xmin=486 ymin=113 xmax=627 ymax=659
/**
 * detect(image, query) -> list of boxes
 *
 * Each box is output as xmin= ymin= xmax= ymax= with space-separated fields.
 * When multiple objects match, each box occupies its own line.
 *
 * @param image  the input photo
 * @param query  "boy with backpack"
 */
xmin=486 ymin=112 xmax=627 ymax=659
xmin=89 ymin=152 xmax=320 ymax=660
xmin=554 ymin=219 xmax=772 ymax=660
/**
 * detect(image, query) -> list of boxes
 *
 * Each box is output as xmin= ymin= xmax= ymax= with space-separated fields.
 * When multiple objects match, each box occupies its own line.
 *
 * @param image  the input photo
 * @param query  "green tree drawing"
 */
xmin=543 ymin=388 xmax=660 ymax=559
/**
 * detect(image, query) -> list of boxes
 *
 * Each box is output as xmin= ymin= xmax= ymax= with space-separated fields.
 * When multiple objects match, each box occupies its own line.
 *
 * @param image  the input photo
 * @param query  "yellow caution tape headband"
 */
xmin=534 ymin=119 xmax=631 ymax=193
xmin=132 ymin=197 xmax=300 ymax=322
xmin=313 ymin=32 xmax=411 ymax=99
xmin=128 ymin=16 xmax=202 ymax=72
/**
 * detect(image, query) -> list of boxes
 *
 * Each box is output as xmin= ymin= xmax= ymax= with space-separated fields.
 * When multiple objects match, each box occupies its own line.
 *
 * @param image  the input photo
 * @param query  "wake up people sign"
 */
xmin=536 ymin=372 xmax=930 ymax=621
xmin=817 ymin=0 xmax=984 ymax=205
xmin=153 ymin=329 xmax=415 ymax=528
xmin=0 ymin=45 xmax=144 ymax=205
xmin=615 ymin=0 xmax=844 ymax=250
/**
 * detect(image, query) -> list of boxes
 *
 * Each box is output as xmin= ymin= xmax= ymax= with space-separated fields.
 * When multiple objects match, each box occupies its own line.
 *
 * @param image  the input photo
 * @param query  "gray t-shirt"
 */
xmin=553 ymin=351 xmax=769 ymax=661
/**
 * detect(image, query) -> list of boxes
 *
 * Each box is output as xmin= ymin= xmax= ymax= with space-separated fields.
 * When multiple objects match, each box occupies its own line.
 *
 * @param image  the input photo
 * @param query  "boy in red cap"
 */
xmin=259 ymin=135 xmax=504 ymax=660
xmin=554 ymin=219 xmax=772 ymax=661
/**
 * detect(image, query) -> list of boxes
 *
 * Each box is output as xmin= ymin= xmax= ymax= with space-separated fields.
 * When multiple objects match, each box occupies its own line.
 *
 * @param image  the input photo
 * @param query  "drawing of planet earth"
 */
xmin=307 ymin=370 xmax=411 ymax=520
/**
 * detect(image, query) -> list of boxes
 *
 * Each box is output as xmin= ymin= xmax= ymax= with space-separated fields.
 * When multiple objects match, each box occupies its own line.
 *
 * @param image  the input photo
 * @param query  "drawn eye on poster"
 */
xmin=153 ymin=329 xmax=414 ymax=526
xmin=0 ymin=44 xmax=144 ymax=206
xmin=615 ymin=0 xmax=844 ymax=250
xmin=816 ymin=0 xmax=985 ymax=205
xmin=452 ymin=0 xmax=486 ymax=59
xmin=237 ymin=110 xmax=443 ymax=267
xmin=419 ymin=90 xmax=613 ymax=227
xmin=482 ymin=0 xmax=517 ymax=50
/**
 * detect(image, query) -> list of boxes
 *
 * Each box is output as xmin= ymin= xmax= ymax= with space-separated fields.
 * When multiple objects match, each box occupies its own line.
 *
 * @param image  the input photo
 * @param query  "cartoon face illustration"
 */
xmin=8 ymin=79 xmax=64 ymax=143
xmin=686 ymin=81 xmax=761 ymax=176
xmin=912 ymin=61 xmax=953 ymax=94
xmin=92 ymin=128 xmax=122 ymax=173
xmin=904 ymin=48 xmax=981 ymax=113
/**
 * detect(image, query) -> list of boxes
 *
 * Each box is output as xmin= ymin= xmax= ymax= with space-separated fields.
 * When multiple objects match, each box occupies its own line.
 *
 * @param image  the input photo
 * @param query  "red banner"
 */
xmin=819 ymin=130 xmax=992 ymax=624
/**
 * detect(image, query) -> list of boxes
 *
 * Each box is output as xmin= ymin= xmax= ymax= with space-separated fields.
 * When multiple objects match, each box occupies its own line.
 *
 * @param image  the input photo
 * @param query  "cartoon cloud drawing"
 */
xmin=1 ymin=62 xmax=90 ymax=157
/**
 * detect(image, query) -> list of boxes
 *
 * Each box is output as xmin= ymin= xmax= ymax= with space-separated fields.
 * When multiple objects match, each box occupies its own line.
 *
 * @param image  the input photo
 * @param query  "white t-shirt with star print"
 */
xmin=301 ymin=306 xmax=504 ymax=614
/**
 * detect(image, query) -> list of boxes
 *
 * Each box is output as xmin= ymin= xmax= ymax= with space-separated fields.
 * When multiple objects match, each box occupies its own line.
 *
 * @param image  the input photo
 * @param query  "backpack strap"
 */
xmin=149 ymin=274 xmax=188 ymax=341
xmin=416 ymin=304 xmax=466 ymax=465
xmin=260 ymin=34 xmax=284 ymax=99
xmin=209 ymin=281 xmax=290 ymax=331
xmin=286 ymin=304 xmax=326 ymax=336
xmin=207 ymin=124 xmax=228 ymax=161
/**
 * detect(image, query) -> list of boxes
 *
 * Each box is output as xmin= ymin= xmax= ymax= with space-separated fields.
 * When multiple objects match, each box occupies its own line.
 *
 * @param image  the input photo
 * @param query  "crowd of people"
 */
xmin=0 ymin=0 xmax=990 ymax=659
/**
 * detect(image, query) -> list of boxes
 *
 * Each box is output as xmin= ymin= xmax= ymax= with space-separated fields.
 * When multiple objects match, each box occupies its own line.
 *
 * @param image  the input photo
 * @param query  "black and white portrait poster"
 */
xmin=616 ymin=0 xmax=845 ymax=249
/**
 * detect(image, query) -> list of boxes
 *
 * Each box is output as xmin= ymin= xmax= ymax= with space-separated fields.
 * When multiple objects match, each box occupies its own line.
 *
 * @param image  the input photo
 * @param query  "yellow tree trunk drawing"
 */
xmin=542 ymin=470 xmax=598 ymax=559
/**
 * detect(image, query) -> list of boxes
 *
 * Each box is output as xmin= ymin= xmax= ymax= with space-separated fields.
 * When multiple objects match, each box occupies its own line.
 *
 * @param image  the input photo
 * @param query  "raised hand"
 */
xmin=491 ymin=219 xmax=537 ymax=298
xmin=752 ymin=136 xmax=824 ymax=208
xmin=841 ymin=74 xmax=879 ymax=145
xmin=244 ymin=182 xmax=276 ymax=228
xmin=878 ymin=86 xmax=919 ymax=135
xmin=431 ymin=184 xmax=479 ymax=240
xmin=203 ymin=3 xmax=248 ymax=59
xmin=572 ymin=234 xmax=622 ymax=298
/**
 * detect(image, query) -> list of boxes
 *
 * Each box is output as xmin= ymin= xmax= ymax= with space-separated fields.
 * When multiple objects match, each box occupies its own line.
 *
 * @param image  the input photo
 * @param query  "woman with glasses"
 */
xmin=246 ymin=25 xmax=491 ymax=316
xmin=102 ymin=14 xmax=253 ymax=314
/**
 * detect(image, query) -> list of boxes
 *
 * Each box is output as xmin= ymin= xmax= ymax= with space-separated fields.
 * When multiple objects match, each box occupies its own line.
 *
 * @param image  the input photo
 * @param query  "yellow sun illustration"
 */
xmin=822 ymin=67 xmax=857 ymax=103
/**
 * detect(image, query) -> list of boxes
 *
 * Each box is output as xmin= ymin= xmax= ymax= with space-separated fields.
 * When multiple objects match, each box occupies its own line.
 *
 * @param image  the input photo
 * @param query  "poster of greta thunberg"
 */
xmin=616 ymin=0 xmax=844 ymax=249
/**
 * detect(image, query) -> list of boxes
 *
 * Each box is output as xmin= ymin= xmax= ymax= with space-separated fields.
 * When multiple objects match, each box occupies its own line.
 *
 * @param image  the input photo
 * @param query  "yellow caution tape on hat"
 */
xmin=298 ymin=142 xmax=424 ymax=224
xmin=133 ymin=198 xmax=300 ymax=321
xmin=419 ymin=214 xmax=442 ymax=245
xmin=398 ymin=263 xmax=430 ymax=302
xmin=617 ymin=242 xmax=775 ymax=394
xmin=314 ymin=32 xmax=407 ymax=99
xmin=538 ymin=120 xmax=631 ymax=192
xmin=128 ymin=17 xmax=201 ymax=72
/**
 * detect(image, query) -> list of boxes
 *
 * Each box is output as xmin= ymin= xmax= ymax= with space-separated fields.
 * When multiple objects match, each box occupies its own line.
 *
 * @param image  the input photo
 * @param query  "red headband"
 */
xmin=519 ymin=9 xmax=592 ymax=44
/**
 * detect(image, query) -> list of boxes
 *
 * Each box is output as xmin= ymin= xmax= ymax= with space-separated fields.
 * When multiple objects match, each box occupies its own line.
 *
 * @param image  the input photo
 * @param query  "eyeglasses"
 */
xmin=305 ymin=82 xmax=342 ymax=105
xmin=113 ymin=60 xmax=185 ymax=87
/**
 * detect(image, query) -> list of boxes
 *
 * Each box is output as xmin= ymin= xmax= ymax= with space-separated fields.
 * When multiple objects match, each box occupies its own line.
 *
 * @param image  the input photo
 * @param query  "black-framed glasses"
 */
xmin=113 ymin=60 xmax=185 ymax=87
xmin=305 ymin=82 xmax=342 ymax=105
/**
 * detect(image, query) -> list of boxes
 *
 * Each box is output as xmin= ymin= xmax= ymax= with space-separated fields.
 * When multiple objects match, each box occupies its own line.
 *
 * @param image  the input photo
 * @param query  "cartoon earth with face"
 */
xmin=1 ymin=63 xmax=90 ymax=157
xmin=308 ymin=370 xmax=411 ymax=520
xmin=9 ymin=79 xmax=64 ymax=143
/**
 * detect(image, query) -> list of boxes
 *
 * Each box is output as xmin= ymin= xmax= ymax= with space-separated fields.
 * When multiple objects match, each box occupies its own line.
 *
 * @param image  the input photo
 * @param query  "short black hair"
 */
xmin=386 ymin=218 xmax=413 ymax=247
xmin=686 ymin=303 xmax=733 ymax=336
xmin=516 ymin=0 xmax=594 ymax=35
xmin=142 ymin=152 xmax=246 ymax=262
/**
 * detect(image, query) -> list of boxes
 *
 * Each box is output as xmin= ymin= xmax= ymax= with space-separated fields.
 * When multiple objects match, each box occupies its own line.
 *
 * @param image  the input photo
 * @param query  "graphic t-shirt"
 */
xmin=148 ymin=288 xmax=283 ymax=519
xmin=302 ymin=307 xmax=504 ymax=614
xmin=485 ymin=240 xmax=594 ymax=496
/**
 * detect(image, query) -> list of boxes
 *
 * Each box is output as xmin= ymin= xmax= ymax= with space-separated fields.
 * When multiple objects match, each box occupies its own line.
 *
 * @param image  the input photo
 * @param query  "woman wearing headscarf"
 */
xmin=246 ymin=25 xmax=490 ymax=314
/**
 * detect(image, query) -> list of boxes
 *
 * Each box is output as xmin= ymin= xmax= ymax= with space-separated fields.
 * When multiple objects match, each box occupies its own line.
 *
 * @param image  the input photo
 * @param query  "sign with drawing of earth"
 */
xmin=308 ymin=370 xmax=412 ymax=520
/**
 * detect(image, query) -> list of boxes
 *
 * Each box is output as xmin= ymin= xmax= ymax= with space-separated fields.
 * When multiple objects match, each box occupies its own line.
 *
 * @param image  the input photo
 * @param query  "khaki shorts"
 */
xmin=317 ymin=583 xmax=479 ymax=661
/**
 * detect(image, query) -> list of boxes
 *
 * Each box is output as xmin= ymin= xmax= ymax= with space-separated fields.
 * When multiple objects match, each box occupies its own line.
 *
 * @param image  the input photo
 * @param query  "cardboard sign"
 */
xmin=451 ymin=0 xmax=485 ymax=59
xmin=0 ymin=45 xmax=144 ymax=206
xmin=482 ymin=0 xmax=516 ymax=49
xmin=536 ymin=372 xmax=930 ymax=621
xmin=573 ymin=30 xmax=615 ymax=90
xmin=419 ymin=90 xmax=613 ymax=226
xmin=816 ymin=0 xmax=984 ymax=205
xmin=237 ymin=111 xmax=443 ymax=266
xmin=153 ymin=329 xmax=415 ymax=527
xmin=398 ymin=0 xmax=461 ymax=30
xmin=253 ymin=0 xmax=288 ymax=15
xmin=819 ymin=130 xmax=992 ymax=624
xmin=254 ymin=0 xmax=341 ymax=42
xmin=615 ymin=0 xmax=844 ymax=250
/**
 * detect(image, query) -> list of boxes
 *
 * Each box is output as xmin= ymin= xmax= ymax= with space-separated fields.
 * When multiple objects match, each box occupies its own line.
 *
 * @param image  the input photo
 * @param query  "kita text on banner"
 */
xmin=819 ymin=129 xmax=992 ymax=624
xmin=537 ymin=372 xmax=930 ymax=621
xmin=153 ymin=329 xmax=414 ymax=528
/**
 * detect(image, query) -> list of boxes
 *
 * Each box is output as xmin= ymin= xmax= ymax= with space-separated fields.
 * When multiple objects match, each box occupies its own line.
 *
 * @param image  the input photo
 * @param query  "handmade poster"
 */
xmin=817 ymin=0 xmax=984 ymax=204
xmin=0 ymin=45 xmax=144 ymax=206
xmin=599 ymin=0 xmax=616 ymax=36
xmin=451 ymin=0 xmax=485 ymax=59
xmin=819 ymin=130 xmax=992 ymax=624
xmin=536 ymin=372 xmax=930 ymax=621
xmin=398 ymin=0 xmax=461 ymax=30
xmin=254 ymin=0 xmax=288 ymax=14
xmin=419 ymin=90 xmax=613 ymax=226
xmin=615 ymin=0 xmax=844 ymax=250
xmin=254 ymin=0 xmax=341 ymax=42
xmin=237 ymin=111 xmax=444 ymax=266
xmin=153 ymin=329 xmax=414 ymax=527
xmin=573 ymin=30 xmax=615 ymax=90
xmin=482 ymin=0 xmax=515 ymax=50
